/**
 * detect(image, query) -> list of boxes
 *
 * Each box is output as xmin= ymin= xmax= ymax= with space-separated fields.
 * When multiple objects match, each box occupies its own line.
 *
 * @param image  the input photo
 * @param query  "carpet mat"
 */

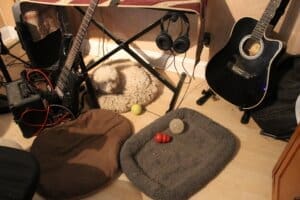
xmin=120 ymin=108 xmax=238 ymax=200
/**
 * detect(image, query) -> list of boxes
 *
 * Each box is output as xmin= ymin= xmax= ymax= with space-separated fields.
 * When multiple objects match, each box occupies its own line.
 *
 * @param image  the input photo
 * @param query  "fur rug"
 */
xmin=89 ymin=60 xmax=161 ymax=113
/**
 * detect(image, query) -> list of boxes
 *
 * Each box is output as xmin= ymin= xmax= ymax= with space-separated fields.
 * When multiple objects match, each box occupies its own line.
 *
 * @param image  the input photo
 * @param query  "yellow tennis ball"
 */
xmin=131 ymin=104 xmax=143 ymax=115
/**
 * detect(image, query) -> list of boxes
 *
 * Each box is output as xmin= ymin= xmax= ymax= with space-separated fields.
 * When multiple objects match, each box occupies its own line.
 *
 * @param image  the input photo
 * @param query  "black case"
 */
xmin=12 ymin=2 xmax=65 ymax=68
xmin=251 ymin=55 xmax=300 ymax=140
xmin=0 ymin=146 xmax=39 ymax=200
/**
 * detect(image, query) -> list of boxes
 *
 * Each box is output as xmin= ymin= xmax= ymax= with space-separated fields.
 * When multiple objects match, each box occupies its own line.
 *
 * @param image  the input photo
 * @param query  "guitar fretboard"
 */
xmin=251 ymin=0 xmax=282 ymax=40
xmin=64 ymin=0 xmax=99 ymax=70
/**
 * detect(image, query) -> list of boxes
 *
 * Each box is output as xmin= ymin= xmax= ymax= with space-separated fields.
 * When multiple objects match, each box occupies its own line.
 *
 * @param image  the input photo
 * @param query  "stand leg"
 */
xmin=0 ymin=34 xmax=12 ymax=114
xmin=0 ymin=56 xmax=12 ymax=82
xmin=241 ymin=110 xmax=251 ymax=124
xmin=78 ymin=54 xmax=100 ymax=109
xmin=0 ymin=33 xmax=31 ymax=68
xmin=7 ymin=52 xmax=31 ymax=67
xmin=0 ymin=94 xmax=10 ymax=114
xmin=0 ymin=56 xmax=10 ymax=114
xmin=166 ymin=73 xmax=186 ymax=113
xmin=196 ymin=89 xmax=214 ymax=105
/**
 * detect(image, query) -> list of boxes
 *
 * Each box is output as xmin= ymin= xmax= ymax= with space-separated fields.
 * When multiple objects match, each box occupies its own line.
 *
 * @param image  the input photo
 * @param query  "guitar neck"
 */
xmin=251 ymin=0 xmax=282 ymax=40
xmin=64 ymin=0 xmax=99 ymax=70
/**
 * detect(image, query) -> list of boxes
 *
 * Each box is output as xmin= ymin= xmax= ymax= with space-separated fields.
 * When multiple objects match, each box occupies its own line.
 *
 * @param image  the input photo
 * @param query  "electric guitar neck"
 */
xmin=55 ymin=0 xmax=99 ymax=115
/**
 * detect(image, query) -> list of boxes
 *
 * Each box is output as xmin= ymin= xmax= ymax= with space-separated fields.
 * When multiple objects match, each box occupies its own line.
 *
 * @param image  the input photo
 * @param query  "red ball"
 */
xmin=154 ymin=132 xmax=172 ymax=143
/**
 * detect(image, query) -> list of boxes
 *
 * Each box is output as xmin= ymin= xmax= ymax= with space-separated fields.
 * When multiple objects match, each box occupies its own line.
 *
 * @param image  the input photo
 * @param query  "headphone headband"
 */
xmin=159 ymin=13 xmax=189 ymax=33
xmin=179 ymin=14 xmax=190 ymax=35
xmin=156 ymin=13 xmax=190 ymax=53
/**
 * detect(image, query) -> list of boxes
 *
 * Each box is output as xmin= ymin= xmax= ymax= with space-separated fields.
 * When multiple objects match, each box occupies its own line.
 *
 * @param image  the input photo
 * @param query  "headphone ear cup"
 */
xmin=173 ymin=35 xmax=190 ymax=54
xmin=156 ymin=32 xmax=173 ymax=51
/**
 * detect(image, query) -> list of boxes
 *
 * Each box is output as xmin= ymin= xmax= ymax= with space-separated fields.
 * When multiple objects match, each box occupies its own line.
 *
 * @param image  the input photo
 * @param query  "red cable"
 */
xmin=19 ymin=108 xmax=71 ymax=128
xmin=19 ymin=69 xmax=73 ymax=134
xmin=25 ymin=68 xmax=54 ymax=91
xmin=19 ymin=105 xmax=50 ymax=136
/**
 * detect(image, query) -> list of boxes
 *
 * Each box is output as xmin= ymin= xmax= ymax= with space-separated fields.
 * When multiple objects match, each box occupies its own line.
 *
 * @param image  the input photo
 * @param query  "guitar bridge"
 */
xmin=228 ymin=56 xmax=255 ymax=79
xmin=231 ymin=64 xmax=254 ymax=79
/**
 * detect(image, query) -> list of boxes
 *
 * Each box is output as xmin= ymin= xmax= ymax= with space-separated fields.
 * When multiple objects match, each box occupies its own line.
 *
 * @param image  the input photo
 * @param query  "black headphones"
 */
xmin=156 ymin=13 xmax=190 ymax=54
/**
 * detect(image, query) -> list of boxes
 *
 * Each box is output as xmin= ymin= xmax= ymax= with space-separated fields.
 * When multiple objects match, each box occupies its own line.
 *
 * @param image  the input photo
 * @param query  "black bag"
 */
xmin=0 ymin=146 xmax=39 ymax=200
xmin=251 ymin=54 xmax=300 ymax=140
xmin=12 ymin=2 xmax=67 ymax=68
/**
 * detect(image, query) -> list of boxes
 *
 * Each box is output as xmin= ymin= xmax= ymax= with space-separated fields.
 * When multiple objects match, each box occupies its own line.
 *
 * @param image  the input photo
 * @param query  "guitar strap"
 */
xmin=270 ymin=0 xmax=291 ymax=27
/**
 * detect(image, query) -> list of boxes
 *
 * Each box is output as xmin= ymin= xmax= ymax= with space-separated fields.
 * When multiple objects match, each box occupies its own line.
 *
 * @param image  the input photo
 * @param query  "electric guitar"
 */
xmin=55 ymin=0 xmax=99 ymax=115
xmin=205 ymin=0 xmax=284 ymax=110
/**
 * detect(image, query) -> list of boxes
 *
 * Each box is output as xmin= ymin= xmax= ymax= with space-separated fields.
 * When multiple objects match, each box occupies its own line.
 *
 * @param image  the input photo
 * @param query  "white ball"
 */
xmin=169 ymin=118 xmax=185 ymax=134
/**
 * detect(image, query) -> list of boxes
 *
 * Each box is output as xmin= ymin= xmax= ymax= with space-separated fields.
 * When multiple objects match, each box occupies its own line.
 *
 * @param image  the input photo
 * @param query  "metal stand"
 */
xmin=240 ymin=109 xmax=251 ymax=124
xmin=0 ymin=32 xmax=31 ymax=83
xmin=78 ymin=53 xmax=100 ymax=109
xmin=196 ymin=89 xmax=215 ymax=105
xmin=0 ymin=56 xmax=12 ymax=83
xmin=0 ymin=33 xmax=34 ymax=114
xmin=0 ymin=34 xmax=12 ymax=82
xmin=196 ymin=88 xmax=251 ymax=124
xmin=0 ymin=34 xmax=12 ymax=113
xmin=76 ymin=8 xmax=186 ymax=112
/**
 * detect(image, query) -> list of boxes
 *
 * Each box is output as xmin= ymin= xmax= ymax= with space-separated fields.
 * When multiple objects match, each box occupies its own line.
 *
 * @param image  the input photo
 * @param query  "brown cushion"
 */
xmin=30 ymin=109 xmax=132 ymax=199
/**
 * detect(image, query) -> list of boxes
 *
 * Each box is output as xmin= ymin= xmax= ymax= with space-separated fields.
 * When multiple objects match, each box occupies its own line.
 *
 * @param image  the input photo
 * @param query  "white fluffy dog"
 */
xmin=91 ymin=65 xmax=120 ymax=94
xmin=90 ymin=60 xmax=160 ymax=112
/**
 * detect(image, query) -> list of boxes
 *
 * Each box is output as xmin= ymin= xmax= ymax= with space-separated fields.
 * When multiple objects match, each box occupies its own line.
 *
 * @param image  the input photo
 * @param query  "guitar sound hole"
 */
xmin=243 ymin=38 xmax=261 ymax=56
xmin=239 ymin=35 xmax=263 ymax=59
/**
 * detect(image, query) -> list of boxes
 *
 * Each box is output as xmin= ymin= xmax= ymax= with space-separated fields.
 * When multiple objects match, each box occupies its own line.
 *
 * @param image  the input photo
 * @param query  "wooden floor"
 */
xmin=0 ymin=43 xmax=287 ymax=200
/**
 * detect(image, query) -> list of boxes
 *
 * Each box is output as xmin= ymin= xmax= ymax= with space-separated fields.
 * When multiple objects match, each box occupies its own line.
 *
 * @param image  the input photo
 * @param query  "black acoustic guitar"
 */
xmin=205 ymin=0 xmax=284 ymax=110
xmin=55 ymin=0 xmax=99 ymax=115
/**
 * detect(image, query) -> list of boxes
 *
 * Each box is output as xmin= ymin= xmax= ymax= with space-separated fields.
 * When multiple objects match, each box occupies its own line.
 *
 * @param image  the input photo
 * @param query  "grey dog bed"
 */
xmin=120 ymin=108 xmax=237 ymax=200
